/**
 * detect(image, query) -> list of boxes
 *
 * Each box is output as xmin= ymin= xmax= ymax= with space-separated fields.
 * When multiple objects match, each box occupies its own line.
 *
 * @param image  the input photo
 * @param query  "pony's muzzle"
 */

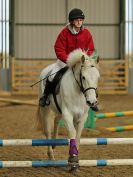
xmin=87 ymin=100 xmax=99 ymax=112
xmin=87 ymin=100 xmax=98 ymax=107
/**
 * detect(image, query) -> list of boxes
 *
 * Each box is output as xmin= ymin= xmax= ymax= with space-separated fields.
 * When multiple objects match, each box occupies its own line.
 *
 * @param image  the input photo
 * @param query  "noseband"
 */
xmin=72 ymin=66 xmax=98 ymax=97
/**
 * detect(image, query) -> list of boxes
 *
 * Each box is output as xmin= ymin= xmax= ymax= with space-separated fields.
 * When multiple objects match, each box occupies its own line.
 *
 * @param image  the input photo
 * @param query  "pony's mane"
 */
xmin=67 ymin=49 xmax=90 ymax=67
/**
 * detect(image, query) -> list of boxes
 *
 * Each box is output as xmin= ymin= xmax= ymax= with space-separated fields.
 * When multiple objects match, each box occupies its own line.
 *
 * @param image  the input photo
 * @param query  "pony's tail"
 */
xmin=35 ymin=106 xmax=44 ymax=131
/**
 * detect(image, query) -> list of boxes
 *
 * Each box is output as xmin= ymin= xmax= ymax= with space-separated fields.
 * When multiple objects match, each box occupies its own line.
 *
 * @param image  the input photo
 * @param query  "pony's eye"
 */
xmin=82 ymin=76 xmax=85 ymax=80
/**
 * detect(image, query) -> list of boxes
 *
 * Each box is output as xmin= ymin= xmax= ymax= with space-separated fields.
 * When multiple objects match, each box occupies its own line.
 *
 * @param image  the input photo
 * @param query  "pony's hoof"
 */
xmin=68 ymin=155 xmax=79 ymax=173
xmin=68 ymin=155 xmax=78 ymax=163
xmin=69 ymin=164 xmax=80 ymax=173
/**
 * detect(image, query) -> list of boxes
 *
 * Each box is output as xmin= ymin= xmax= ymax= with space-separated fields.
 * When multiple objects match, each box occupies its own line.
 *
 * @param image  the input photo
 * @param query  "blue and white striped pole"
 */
xmin=0 ymin=139 xmax=69 ymax=146
xmin=0 ymin=159 xmax=133 ymax=168
xmin=0 ymin=138 xmax=133 ymax=146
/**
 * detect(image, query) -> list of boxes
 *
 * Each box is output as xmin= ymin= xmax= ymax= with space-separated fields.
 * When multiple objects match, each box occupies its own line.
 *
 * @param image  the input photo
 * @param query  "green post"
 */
xmin=59 ymin=119 xmax=65 ymax=128
xmin=84 ymin=109 xmax=95 ymax=128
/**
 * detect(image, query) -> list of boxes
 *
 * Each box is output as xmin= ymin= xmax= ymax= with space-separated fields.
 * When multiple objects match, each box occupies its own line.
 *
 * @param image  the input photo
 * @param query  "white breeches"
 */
xmin=40 ymin=60 xmax=66 ymax=94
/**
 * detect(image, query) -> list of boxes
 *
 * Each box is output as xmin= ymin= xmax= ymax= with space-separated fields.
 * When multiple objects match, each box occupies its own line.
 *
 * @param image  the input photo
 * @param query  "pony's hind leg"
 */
xmin=52 ymin=116 xmax=60 ymax=149
xmin=40 ymin=107 xmax=55 ymax=160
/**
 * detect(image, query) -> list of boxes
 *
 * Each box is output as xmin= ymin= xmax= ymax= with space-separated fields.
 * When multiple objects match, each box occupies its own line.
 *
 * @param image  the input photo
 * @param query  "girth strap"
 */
xmin=53 ymin=92 xmax=62 ymax=113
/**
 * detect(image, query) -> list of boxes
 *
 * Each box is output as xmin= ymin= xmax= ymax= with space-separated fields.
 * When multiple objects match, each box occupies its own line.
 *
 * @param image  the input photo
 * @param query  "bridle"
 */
xmin=72 ymin=65 xmax=98 ymax=97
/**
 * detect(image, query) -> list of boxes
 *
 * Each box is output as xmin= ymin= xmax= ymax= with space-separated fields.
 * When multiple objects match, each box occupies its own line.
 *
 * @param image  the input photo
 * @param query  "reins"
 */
xmin=72 ymin=65 xmax=97 ymax=96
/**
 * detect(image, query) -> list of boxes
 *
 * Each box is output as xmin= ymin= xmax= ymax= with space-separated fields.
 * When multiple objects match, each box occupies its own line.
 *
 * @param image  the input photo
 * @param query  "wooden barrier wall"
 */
xmin=11 ymin=58 xmax=55 ymax=95
xmin=11 ymin=58 xmax=128 ymax=95
xmin=99 ymin=59 xmax=128 ymax=94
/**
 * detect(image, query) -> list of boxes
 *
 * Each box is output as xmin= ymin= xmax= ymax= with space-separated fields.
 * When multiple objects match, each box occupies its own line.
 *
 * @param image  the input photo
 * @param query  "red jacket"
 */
xmin=54 ymin=25 xmax=94 ymax=63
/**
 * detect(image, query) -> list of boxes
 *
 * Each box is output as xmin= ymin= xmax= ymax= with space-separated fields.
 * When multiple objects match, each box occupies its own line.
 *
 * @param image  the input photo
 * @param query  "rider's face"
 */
xmin=73 ymin=18 xmax=84 ymax=29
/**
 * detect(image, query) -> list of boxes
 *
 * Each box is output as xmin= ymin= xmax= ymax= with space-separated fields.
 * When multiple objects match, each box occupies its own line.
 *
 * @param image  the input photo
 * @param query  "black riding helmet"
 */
xmin=68 ymin=8 xmax=85 ymax=22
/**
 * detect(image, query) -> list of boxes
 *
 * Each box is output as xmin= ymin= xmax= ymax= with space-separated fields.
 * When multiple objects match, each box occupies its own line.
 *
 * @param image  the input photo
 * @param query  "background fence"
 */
xmin=11 ymin=58 xmax=128 ymax=95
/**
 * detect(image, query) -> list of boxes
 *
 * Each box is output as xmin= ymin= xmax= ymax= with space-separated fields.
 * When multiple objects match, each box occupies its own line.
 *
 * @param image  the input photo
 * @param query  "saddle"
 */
xmin=51 ymin=66 xmax=68 ymax=93
xmin=47 ymin=66 xmax=68 ymax=113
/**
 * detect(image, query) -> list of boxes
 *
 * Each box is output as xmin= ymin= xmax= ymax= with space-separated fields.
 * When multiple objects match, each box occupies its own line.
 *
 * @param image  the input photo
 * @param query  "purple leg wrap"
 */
xmin=69 ymin=139 xmax=78 ymax=156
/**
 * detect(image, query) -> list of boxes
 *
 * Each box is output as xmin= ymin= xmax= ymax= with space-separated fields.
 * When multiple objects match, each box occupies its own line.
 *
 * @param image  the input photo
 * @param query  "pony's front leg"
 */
xmin=75 ymin=111 xmax=88 ymax=148
xmin=62 ymin=112 xmax=79 ymax=171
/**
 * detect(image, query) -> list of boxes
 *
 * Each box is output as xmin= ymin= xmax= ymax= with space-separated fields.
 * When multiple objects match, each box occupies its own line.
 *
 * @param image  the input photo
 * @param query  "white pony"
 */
xmin=36 ymin=49 xmax=100 ymax=170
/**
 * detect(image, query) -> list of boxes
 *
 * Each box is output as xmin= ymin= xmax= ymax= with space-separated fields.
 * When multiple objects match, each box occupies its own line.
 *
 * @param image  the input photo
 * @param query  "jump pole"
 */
xmin=96 ymin=111 xmax=133 ymax=119
xmin=106 ymin=125 xmax=133 ymax=132
xmin=86 ymin=111 xmax=133 ymax=129
xmin=1 ymin=138 xmax=133 ymax=146
xmin=0 ymin=159 xmax=133 ymax=168
xmin=0 ymin=98 xmax=37 ymax=106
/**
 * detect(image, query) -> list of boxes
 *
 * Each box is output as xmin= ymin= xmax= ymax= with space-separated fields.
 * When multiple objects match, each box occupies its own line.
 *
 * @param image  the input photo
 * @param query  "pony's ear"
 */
xmin=81 ymin=55 xmax=85 ymax=64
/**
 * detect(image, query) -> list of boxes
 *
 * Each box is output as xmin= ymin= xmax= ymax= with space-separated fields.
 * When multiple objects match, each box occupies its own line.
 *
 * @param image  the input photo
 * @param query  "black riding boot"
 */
xmin=39 ymin=79 xmax=52 ymax=107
